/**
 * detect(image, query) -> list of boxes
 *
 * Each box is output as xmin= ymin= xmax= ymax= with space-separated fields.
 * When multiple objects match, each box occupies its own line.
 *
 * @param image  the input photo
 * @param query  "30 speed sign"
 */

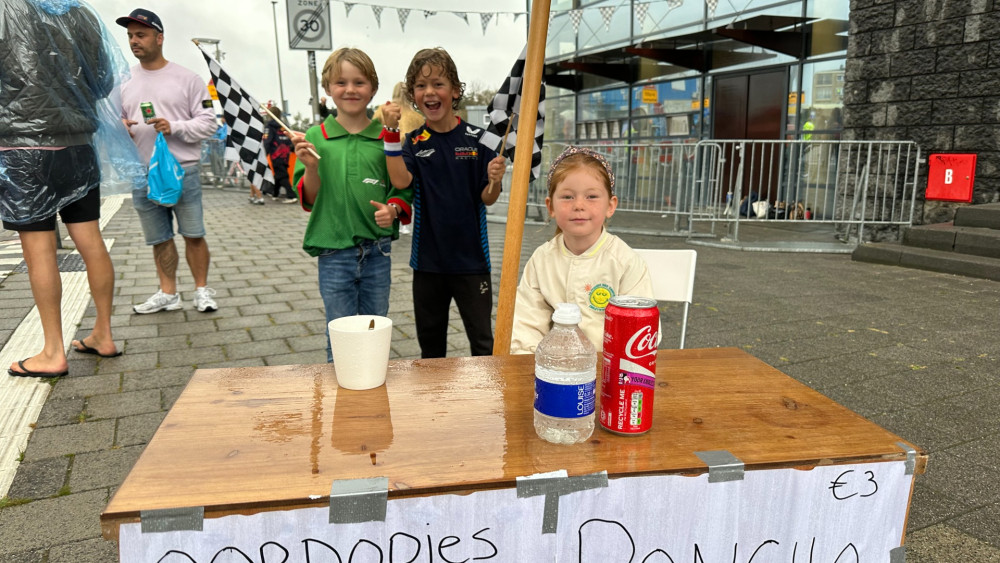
xmin=286 ymin=0 xmax=332 ymax=51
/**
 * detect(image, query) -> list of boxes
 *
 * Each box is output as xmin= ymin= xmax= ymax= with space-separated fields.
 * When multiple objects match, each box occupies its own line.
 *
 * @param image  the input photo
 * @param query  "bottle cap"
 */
xmin=551 ymin=303 xmax=582 ymax=325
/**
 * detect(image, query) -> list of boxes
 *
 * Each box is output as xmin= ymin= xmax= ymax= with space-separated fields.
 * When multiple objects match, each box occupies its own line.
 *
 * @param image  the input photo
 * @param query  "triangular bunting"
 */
xmin=423 ymin=10 xmax=436 ymax=18
xmin=371 ymin=5 xmax=383 ymax=27
xmin=636 ymin=2 xmax=649 ymax=28
xmin=480 ymin=13 xmax=493 ymax=35
xmin=668 ymin=0 xmax=684 ymax=8
xmin=599 ymin=6 xmax=616 ymax=32
xmin=397 ymin=8 xmax=410 ymax=32
xmin=706 ymin=0 xmax=719 ymax=15
xmin=454 ymin=11 xmax=468 ymax=25
xmin=344 ymin=2 xmax=355 ymax=17
xmin=569 ymin=9 xmax=582 ymax=33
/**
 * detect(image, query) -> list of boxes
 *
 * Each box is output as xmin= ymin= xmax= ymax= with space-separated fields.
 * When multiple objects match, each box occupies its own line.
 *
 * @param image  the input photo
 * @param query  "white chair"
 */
xmin=633 ymin=249 xmax=697 ymax=349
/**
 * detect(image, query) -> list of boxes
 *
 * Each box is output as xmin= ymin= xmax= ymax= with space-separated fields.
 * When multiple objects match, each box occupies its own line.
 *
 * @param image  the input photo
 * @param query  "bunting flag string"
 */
xmin=599 ymin=6 xmax=616 ymax=32
xmin=705 ymin=0 xmax=718 ymax=15
xmin=371 ymin=5 xmax=383 ymax=26
xmin=454 ymin=11 xmax=468 ymax=24
xmin=668 ymin=0 xmax=683 ymax=7
xmin=343 ymin=2 xmax=355 ymax=17
xmin=397 ymin=7 xmax=410 ymax=32
xmin=569 ymin=9 xmax=583 ymax=33
xmin=636 ymin=2 xmax=650 ymax=28
xmin=480 ymin=13 xmax=493 ymax=35
xmin=422 ymin=10 xmax=435 ymax=18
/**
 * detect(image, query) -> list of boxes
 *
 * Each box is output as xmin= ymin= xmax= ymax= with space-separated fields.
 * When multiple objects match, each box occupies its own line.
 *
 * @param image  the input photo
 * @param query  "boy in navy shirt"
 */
xmin=382 ymin=48 xmax=506 ymax=358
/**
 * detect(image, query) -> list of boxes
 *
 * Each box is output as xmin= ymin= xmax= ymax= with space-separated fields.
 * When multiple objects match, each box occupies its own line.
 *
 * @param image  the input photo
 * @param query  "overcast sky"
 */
xmin=88 ymin=0 xmax=530 ymax=120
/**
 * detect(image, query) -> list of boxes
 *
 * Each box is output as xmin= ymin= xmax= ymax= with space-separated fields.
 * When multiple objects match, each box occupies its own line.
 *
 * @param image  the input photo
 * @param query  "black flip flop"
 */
xmin=72 ymin=340 xmax=123 ymax=358
xmin=8 ymin=359 xmax=69 ymax=378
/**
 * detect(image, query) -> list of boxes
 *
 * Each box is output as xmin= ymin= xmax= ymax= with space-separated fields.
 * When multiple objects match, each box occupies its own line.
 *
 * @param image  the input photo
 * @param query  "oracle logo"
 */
xmin=625 ymin=325 xmax=658 ymax=359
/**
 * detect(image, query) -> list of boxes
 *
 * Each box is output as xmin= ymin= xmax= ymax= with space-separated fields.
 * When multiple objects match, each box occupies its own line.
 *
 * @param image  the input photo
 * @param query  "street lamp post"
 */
xmin=271 ymin=1 xmax=288 ymax=114
xmin=192 ymin=37 xmax=223 ymax=61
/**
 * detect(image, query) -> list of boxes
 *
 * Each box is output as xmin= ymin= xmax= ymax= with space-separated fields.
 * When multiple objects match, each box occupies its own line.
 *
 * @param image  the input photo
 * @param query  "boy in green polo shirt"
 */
xmin=291 ymin=47 xmax=411 ymax=362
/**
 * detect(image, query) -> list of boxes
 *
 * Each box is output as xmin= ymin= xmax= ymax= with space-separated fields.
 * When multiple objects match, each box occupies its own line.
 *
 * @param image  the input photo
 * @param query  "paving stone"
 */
xmin=119 ymin=334 xmax=191 ymax=355
xmin=906 ymin=524 xmax=1000 ymax=563
xmin=237 ymin=302 xmax=293 ymax=316
xmin=68 ymin=445 xmax=143 ymax=492
xmin=225 ymin=339 xmax=293 ymax=360
xmin=86 ymin=389 xmax=162 ymax=420
xmin=115 ymin=411 xmax=168 ymax=447
xmin=161 ymin=385 xmax=187 ymax=410
xmin=158 ymin=319 xmax=218 ymax=337
xmin=6 ymin=456 xmax=69 ymax=500
xmin=248 ymin=324 xmax=309 ymax=341
xmin=47 ymin=537 xmax=120 ymax=563
xmin=157 ymin=346 xmax=226 ymax=369
xmin=0 ymin=549 xmax=44 ymax=562
xmin=47 ymin=374 xmax=122 ymax=401
xmin=33 ymin=397 xmax=86 ymax=428
xmin=22 ymin=419 xmax=116 ymax=462
xmin=215 ymin=314 xmax=274 ymax=330
xmin=288 ymin=333 xmax=327 ymax=354
xmin=0 ymin=489 xmax=108 ymax=552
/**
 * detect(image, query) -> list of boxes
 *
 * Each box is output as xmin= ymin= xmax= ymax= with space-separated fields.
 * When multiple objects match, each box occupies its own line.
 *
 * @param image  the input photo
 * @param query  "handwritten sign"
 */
xmin=119 ymin=461 xmax=912 ymax=562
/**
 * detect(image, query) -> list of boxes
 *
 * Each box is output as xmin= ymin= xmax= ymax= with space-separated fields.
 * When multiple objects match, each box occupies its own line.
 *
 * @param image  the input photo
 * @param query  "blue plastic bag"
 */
xmin=147 ymin=132 xmax=184 ymax=207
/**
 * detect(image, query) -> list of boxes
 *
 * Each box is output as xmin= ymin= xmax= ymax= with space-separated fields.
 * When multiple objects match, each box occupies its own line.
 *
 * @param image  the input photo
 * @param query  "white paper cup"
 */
xmin=328 ymin=315 xmax=393 ymax=390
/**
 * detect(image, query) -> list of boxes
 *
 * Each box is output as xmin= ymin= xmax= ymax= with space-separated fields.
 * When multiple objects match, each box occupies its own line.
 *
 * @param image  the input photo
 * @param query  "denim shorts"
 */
xmin=132 ymin=164 xmax=206 ymax=245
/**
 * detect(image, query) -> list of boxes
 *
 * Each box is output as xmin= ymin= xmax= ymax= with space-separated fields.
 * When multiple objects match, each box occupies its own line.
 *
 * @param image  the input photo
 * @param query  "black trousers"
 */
xmin=412 ymin=271 xmax=494 ymax=358
xmin=268 ymin=156 xmax=295 ymax=198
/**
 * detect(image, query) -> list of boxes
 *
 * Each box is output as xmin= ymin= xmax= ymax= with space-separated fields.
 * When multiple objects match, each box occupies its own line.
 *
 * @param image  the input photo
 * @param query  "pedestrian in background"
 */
xmin=1 ymin=0 xmax=129 ymax=376
xmin=117 ymin=8 xmax=220 ymax=314
xmin=263 ymin=106 xmax=298 ymax=203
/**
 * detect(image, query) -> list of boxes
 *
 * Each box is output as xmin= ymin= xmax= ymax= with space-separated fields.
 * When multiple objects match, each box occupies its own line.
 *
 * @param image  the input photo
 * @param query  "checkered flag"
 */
xmin=479 ymin=46 xmax=545 ymax=181
xmin=196 ymin=44 xmax=274 ymax=194
xmin=705 ymin=0 xmax=718 ymax=15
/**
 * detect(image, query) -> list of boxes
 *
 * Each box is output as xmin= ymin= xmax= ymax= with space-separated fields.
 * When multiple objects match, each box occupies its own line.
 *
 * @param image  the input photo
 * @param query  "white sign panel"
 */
xmin=119 ymin=462 xmax=913 ymax=562
xmin=286 ymin=0 xmax=331 ymax=51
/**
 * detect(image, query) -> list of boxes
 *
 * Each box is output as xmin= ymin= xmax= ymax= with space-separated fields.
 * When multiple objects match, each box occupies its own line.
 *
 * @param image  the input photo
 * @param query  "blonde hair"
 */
xmin=321 ymin=47 xmax=379 ymax=95
xmin=404 ymin=48 xmax=464 ymax=110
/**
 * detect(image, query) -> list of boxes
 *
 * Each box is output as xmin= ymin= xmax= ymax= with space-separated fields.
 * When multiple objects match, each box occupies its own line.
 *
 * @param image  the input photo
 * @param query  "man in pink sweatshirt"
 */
xmin=118 ymin=8 xmax=220 ymax=314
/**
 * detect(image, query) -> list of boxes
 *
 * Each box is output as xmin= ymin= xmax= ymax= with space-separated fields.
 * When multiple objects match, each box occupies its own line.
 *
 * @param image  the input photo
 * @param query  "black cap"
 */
xmin=116 ymin=9 xmax=163 ymax=33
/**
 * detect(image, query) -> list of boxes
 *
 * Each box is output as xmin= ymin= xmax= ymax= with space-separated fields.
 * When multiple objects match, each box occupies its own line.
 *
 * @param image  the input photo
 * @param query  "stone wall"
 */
xmin=844 ymin=0 xmax=1000 ymax=224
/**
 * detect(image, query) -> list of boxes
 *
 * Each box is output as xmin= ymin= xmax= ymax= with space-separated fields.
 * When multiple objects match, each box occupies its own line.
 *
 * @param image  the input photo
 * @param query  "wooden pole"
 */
xmin=493 ymin=0 xmax=550 ymax=355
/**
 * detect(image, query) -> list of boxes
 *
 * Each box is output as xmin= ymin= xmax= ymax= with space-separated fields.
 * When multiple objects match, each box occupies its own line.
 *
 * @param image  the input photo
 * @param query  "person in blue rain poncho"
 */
xmin=0 ymin=0 xmax=143 ymax=376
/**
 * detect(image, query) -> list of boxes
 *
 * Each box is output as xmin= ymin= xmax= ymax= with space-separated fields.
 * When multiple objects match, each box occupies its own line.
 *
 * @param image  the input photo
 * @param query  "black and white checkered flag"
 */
xmin=196 ymin=45 xmax=274 ymax=194
xmin=479 ymin=46 xmax=545 ymax=181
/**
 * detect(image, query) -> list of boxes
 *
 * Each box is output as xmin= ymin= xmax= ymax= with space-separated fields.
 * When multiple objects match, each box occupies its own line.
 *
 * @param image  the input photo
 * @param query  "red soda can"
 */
xmin=600 ymin=296 xmax=659 ymax=435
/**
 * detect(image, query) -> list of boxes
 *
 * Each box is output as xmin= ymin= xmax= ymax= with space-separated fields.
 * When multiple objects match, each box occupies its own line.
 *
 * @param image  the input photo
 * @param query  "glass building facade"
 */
xmin=542 ymin=0 xmax=849 ymax=146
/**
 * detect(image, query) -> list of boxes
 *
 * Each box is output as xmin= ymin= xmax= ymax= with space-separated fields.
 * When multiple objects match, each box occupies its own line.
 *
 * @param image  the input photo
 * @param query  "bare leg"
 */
xmin=183 ymin=236 xmax=210 ymax=288
xmin=9 ymin=230 xmax=68 ymax=374
xmin=152 ymin=239 xmax=179 ymax=295
xmin=66 ymin=220 xmax=118 ymax=356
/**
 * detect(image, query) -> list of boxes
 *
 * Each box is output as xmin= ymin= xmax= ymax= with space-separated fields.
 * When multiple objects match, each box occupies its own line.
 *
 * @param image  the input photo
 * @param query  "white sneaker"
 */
xmin=134 ymin=290 xmax=182 ymax=314
xmin=194 ymin=287 xmax=218 ymax=312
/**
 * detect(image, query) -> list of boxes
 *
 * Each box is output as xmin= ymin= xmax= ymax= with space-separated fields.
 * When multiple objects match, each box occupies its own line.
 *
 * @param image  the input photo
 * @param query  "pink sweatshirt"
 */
xmin=121 ymin=61 xmax=218 ymax=167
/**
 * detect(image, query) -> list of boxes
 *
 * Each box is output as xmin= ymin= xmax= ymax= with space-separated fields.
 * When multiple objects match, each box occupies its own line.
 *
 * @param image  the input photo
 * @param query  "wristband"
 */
xmin=389 ymin=203 xmax=401 ymax=219
xmin=381 ymin=127 xmax=401 ymax=143
xmin=384 ymin=140 xmax=402 ymax=156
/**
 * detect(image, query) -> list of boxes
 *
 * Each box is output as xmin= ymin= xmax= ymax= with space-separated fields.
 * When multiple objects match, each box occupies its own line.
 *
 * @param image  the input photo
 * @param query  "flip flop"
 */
xmin=8 ymin=359 xmax=69 ymax=378
xmin=72 ymin=340 xmax=123 ymax=358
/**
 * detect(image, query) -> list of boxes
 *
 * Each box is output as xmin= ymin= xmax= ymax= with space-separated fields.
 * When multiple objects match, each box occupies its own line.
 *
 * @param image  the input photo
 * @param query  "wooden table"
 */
xmin=101 ymin=347 xmax=926 ymax=543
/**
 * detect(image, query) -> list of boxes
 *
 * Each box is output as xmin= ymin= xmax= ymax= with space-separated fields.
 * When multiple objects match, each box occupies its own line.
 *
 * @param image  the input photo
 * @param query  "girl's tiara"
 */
xmin=547 ymin=146 xmax=616 ymax=195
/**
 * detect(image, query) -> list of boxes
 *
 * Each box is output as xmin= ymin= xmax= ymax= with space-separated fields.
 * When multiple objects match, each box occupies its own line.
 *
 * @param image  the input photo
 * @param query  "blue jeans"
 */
xmin=132 ymin=165 xmax=206 ymax=245
xmin=318 ymin=236 xmax=392 ymax=362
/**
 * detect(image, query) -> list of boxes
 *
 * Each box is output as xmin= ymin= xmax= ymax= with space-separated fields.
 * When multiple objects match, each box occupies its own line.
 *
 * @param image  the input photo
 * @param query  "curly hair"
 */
xmin=404 ymin=48 xmax=465 ymax=110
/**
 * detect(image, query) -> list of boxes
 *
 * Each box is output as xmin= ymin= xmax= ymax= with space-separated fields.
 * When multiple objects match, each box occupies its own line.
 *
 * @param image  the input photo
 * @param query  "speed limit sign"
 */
xmin=286 ymin=0 xmax=332 ymax=51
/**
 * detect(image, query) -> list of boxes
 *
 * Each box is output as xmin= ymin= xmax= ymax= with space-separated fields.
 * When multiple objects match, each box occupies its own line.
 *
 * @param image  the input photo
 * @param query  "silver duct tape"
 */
xmin=516 ymin=471 xmax=608 ymax=534
xmin=140 ymin=506 xmax=204 ymax=534
xmin=896 ymin=442 xmax=917 ymax=475
xmin=694 ymin=450 xmax=745 ymax=483
xmin=890 ymin=546 xmax=906 ymax=563
xmin=329 ymin=476 xmax=389 ymax=524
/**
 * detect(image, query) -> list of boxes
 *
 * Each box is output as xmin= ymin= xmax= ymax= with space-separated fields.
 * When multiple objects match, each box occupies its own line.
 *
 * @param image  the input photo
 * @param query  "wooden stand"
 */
xmin=102 ymin=348 xmax=926 ymax=557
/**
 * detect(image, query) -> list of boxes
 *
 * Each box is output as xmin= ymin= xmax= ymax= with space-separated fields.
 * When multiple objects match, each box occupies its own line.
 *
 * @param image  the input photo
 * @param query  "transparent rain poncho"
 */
xmin=0 ymin=0 xmax=145 ymax=226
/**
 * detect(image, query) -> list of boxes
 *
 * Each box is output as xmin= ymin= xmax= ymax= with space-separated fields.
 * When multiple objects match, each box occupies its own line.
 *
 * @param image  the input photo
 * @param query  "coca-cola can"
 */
xmin=600 ymin=296 xmax=659 ymax=435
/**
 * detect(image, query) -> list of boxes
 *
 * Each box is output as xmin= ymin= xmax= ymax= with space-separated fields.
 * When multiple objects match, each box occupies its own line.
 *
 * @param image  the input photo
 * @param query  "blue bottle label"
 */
xmin=534 ymin=377 xmax=596 ymax=419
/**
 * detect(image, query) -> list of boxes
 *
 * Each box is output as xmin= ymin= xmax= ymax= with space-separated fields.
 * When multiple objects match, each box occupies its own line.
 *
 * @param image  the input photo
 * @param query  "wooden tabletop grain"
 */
xmin=101 ymin=348 xmax=925 ymax=540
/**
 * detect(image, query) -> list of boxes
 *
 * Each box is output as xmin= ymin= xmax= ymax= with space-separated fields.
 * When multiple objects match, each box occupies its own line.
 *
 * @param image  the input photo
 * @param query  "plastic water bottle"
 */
xmin=534 ymin=303 xmax=597 ymax=444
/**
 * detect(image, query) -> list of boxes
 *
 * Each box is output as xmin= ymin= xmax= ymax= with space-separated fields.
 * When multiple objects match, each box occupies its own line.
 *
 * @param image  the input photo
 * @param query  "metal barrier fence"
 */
xmin=690 ymin=139 xmax=923 ymax=245
xmin=498 ymin=139 xmax=923 ymax=248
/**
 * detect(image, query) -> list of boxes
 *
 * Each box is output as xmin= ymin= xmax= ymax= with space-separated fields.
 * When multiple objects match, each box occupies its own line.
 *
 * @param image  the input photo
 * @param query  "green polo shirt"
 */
xmin=293 ymin=117 xmax=411 ymax=256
